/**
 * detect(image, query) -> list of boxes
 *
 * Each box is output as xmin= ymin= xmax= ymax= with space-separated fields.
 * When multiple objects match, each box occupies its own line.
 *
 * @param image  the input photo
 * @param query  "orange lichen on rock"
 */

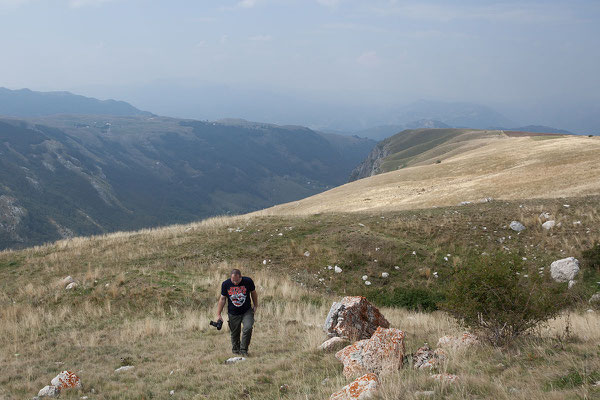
xmin=329 ymin=373 xmax=379 ymax=400
xmin=335 ymin=327 xmax=405 ymax=379
xmin=324 ymin=296 xmax=390 ymax=341
xmin=50 ymin=370 xmax=82 ymax=390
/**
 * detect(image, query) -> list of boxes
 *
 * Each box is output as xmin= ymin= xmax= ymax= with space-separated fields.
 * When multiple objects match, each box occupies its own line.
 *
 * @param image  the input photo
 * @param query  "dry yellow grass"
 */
xmin=257 ymin=134 xmax=600 ymax=215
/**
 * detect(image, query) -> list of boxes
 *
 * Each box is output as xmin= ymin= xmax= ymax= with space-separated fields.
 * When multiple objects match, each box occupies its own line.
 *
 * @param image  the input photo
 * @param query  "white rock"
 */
xmin=328 ymin=265 xmax=333 ymax=270
xmin=365 ymin=281 xmax=371 ymax=286
xmin=170 ymin=390 xmax=175 ymax=395
xmin=539 ymin=212 xmax=551 ymax=220
xmin=394 ymin=266 xmax=400 ymax=270
xmin=334 ymin=266 xmax=342 ymax=273
xmin=589 ymin=293 xmax=600 ymax=304
xmin=568 ymin=280 xmax=576 ymax=289
xmin=65 ymin=282 xmax=78 ymax=290
xmin=381 ymin=272 xmax=389 ymax=278
xmin=319 ymin=336 xmax=350 ymax=352
xmin=550 ymin=257 xmax=580 ymax=282
xmin=362 ymin=275 xmax=368 ymax=281
xmin=304 ymin=251 xmax=310 ymax=257
xmin=38 ymin=386 xmax=60 ymax=398
xmin=542 ymin=220 xmax=556 ymax=230
xmin=114 ymin=365 xmax=135 ymax=373
xmin=262 ymin=260 xmax=267 ymax=265
xmin=225 ymin=357 xmax=246 ymax=364
xmin=61 ymin=276 xmax=75 ymax=286
xmin=563 ymin=204 xmax=570 ymax=208
xmin=509 ymin=221 xmax=526 ymax=232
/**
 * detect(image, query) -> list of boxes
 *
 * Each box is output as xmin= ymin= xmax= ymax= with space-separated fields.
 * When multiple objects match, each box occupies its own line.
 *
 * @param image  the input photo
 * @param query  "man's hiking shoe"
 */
xmin=240 ymin=351 xmax=248 ymax=357
xmin=233 ymin=350 xmax=242 ymax=356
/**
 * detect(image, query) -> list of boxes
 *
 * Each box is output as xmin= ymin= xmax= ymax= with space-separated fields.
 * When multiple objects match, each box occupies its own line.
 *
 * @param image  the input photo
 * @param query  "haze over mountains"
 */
xmin=0 ymin=88 xmax=376 ymax=249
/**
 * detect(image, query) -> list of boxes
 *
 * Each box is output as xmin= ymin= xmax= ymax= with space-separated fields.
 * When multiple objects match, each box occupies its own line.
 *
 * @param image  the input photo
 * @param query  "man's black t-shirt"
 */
xmin=221 ymin=277 xmax=255 ymax=315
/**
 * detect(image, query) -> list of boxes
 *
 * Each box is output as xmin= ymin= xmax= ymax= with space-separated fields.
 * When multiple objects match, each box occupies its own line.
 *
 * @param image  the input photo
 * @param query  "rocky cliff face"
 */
xmin=349 ymin=142 xmax=390 ymax=182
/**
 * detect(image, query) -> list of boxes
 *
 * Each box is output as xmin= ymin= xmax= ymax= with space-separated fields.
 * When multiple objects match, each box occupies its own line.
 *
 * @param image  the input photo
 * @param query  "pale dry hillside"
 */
xmin=258 ymin=133 xmax=600 ymax=215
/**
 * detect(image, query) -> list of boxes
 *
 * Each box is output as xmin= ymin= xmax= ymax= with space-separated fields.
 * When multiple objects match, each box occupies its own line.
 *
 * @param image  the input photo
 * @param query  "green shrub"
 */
xmin=582 ymin=242 xmax=600 ymax=270
xmin=442 ymin=252 xmax=572 ymax=345
xmin=367 ymin=286 xmax=444 ymax=312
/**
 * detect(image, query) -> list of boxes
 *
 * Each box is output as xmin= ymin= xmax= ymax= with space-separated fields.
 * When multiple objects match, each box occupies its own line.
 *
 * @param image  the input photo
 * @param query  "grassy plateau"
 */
xmin=1 ymin=194 xmax=600 ymax=399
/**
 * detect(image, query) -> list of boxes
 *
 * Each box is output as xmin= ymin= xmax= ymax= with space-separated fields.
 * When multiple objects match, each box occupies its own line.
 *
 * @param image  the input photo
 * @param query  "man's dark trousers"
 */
xmin=228 ymin=309 xmax=254 ymax=353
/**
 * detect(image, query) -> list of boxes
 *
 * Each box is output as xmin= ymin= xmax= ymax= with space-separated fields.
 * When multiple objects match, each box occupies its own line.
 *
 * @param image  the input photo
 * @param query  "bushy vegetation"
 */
xmin=443 ymin=252 xmax=572 ymax=345
xmin=582 ymin=242 xmax=600 ymax=270
xmin=367 ymin=286 xmax=444 ymax=312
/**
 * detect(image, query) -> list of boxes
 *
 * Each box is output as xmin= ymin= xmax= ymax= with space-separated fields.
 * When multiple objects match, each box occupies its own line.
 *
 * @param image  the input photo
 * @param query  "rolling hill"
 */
xmin=0 ymin=115 xmax=375 ymax=249
xmin=0 ymin=87 xmax=152 ymax=117
xmin=258 ymin=129 xmax=600 ymax=215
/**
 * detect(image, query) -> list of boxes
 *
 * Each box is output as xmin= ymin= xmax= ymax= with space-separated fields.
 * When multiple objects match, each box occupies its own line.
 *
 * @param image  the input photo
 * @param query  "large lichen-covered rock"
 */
xmin=329 ymin=373 xmax=379 ymax=400
xmin=323 ymin=296 xmax=390 ymax=341
xmin=335 ymin=327 xmax=405 ymax=379
xmin=51 ymin=370 xmax=82 ymax=390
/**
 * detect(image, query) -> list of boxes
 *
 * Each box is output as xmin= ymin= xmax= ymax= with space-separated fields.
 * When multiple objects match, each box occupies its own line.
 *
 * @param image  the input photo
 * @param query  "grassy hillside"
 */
xmin=271 ymin=131 xmax=600 ymax=215
xmin=1 ymin=195 xmax=600 ymax=399
xmin=0 ymin=116 xmax=375 ymax=250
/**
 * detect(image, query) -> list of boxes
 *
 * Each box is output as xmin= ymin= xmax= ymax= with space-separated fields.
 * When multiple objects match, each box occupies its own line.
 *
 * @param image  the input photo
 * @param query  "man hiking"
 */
xmin=216 ymin=269 xmax=258 ymax=356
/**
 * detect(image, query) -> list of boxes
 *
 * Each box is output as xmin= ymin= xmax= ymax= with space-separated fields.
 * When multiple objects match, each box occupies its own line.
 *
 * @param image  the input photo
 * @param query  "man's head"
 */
xmin=230 ymin=269 xmax=242 ymax=285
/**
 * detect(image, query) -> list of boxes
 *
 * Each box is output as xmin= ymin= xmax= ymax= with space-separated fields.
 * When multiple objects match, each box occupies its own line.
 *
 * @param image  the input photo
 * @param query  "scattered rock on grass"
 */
xmin=542 ymin=220 xmax=556 ymax=230
xmin=329 ymin=373 xmax=379 ymax=400
xmin=431 ymin=373 xmax=459 ymax=384
xmin=65 ymin=282 xmax=78 ymax=290
xmin=509 ymin=221 xmax=526 ymax=232
xmin=114 ymin=365 xmax=135 ymax=373
xmin=335 ymin=266 xmax=342 ymax=273
xmin=335 ymin=327 xmax=405 ymax=379
xmin=589 ymin=293 xmax=600 ymax=304
xmin=324 ymin=297 xmax=390 ymax=341
xmin=550 ymin=257 xmax=580 ymax=282
xmin=320 ymin=337 xmax=350 ymax=352
xmin=61 ymin=276 xmax=75 ymax=286
xmin=437 ymin=332 xmax=479 ymax=348
xmin=381 ymin=272 xmax=389 ymax=278
xmin=412 ymin=345 xmax=447 ymax=370
xmin=225 ymin=357 xmax=246 ymax=364
xmin=304 ymin=251 xmax=310 ymax=257
xmin=37 ymin=385 xmax=60 ymax=398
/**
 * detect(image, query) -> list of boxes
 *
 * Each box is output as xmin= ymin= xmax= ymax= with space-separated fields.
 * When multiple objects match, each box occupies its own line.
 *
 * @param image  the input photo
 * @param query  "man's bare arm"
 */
xmin=216 ymin=295 xmax=227 ymax=321
xmin=251 ymin=290 xmax=258 ymax=312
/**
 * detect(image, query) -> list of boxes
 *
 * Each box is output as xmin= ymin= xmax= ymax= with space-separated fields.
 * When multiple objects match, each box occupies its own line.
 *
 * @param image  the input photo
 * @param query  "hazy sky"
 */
xmin=1 ymin=0 xmax=599 ymax=130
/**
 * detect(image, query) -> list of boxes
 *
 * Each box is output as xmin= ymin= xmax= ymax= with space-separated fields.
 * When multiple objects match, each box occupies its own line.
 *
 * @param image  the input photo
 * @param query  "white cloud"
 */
xmin=357 ymin=51 xmax=381 ymax=67
xmin=237 ymin=0 xmax=258 ymax=8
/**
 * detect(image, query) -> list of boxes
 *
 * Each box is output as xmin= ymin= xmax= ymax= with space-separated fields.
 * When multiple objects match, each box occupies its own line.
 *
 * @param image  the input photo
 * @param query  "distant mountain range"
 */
xmin=0 ymin=87 xmax=152 ymax=117
xmin=0 ymin=112 xmax=374 ymax=249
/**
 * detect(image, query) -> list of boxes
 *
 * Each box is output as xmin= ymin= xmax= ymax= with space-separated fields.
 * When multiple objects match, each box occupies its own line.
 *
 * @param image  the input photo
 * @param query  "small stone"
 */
xmin=568 ymin=280 xmax=576 ymax=289
xmin=114 ymin=365 xmax=135 ymax=373
xmin=431 ymin=373 xmax=459 ymax=384
xmin=37 ymin=386 xmax=60 ymax=398
xmin=335 ymin=266 xmax=343 ymax=273
xmin=321 ymin=378 xmax=330 ymax=386
xmin=262 ymin=260 xmax=267 ymax=265
xmin=170 ymin=390 xmax=175 ymax=396
xmin=589 ymin=293 xmax=600 ymax=304
xmin=65 ymin=282 xmax=78 ymax=290
xmin=509 ymin=221 xmax=526 ymax=232
xmin=381 ymin=272 xmax=389 ymax=278
xmin=225 ymin=357 xmax=246 ymax=364
xmin=320 ymin=337 xmax=350 ymax=352
xmin=362 ymin=275 xmax=368 ymax=281
xmin=304 ymin=251 xmax=310 ymax=257
xmin=542 ymin=220 xmax=556 ymax=230
xmin=279 ymin=384 xmax=289 ymax=393
xmin=394 ymin=266 xmax=399 ymax=270
xmin=61 ymin=276 xmax=75 ymax=286
xmin=364 ymin=281 xmax=371 ymax=286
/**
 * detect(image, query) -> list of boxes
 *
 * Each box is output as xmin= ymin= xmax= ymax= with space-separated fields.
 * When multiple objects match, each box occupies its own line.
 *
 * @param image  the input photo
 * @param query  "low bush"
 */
xmin=367 ymin=286 xmax=444 ymax=312
xmin=582 ymin=242 xmax=600 ymax=270
xmin=442 ymin=252 xmax=572 ymax=345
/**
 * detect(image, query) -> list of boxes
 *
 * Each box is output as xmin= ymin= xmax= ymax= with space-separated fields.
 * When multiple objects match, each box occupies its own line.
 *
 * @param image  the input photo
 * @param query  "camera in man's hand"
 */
xmin=210 ymin=319 xmax=223 ymax=330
